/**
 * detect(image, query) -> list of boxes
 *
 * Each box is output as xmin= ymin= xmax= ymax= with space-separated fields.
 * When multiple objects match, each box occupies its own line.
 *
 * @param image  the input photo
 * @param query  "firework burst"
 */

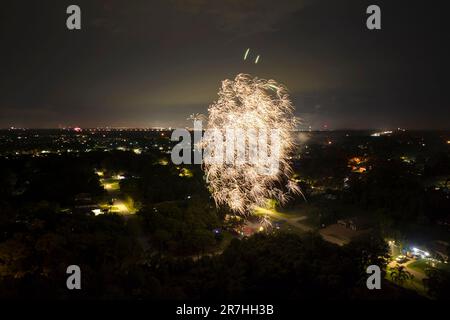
xmin=202 ymin=73 xmax=299 ymax=215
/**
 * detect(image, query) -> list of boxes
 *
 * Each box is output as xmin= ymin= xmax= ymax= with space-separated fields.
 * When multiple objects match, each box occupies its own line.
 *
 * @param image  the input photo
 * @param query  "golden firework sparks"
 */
xmin=202 ymin=74 xmax=299 ymax=215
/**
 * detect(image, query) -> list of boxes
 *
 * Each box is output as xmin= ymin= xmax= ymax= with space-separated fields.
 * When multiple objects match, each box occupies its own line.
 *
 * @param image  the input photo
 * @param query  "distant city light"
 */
xmin=158 ymin=158 xmax=169 ymax=166
xmin=371 ymin=130 xmax=392 ymax=137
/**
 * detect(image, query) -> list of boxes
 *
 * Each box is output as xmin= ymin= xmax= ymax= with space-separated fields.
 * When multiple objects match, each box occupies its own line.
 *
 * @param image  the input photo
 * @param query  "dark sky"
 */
xmin=0 ymin=0 xmax=449 ymax=129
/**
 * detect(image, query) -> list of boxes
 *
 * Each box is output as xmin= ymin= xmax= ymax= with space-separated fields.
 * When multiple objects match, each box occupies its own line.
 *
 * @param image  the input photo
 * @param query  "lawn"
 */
xmin=408 ymin=259 xmax=431 ymax=273
xmin=100 ymin=178 xmax=120 ymax=191
xmin=409 ymin=259 xmax=450 ymax=273
xmin=386 ymin=265 xmax=428 ymax=297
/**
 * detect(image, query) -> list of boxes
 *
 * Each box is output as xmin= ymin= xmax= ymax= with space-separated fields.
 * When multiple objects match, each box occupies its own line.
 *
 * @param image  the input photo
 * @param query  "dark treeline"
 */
xmin=0 ymin=208 xmax=420 ymax=300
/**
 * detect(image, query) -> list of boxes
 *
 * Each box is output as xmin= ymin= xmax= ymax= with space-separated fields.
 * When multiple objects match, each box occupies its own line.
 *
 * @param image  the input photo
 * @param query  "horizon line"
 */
xmin=2 ymin=127 xmax=450 ymax=132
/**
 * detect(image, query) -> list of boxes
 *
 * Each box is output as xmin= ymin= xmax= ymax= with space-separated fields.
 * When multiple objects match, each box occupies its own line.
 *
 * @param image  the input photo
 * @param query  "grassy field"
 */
xmin=409 ymin=259 xmax=450 ymax=273
xmin=386 ymin=265 xmax=428 ymax=297
xmin=100 ymin=178 xmax=120 ymax=191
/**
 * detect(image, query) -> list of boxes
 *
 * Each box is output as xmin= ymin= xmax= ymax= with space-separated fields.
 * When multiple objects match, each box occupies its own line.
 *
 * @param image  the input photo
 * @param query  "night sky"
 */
xmin=0 ymin=0 xmax=449 ymax=129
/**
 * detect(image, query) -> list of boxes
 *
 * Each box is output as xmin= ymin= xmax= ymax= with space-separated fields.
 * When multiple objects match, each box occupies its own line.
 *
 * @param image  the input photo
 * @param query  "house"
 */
xmin=337 ymin=216 xmax=372 ymax=231
xmin=74 ymin=193 xmax=99 ymax=215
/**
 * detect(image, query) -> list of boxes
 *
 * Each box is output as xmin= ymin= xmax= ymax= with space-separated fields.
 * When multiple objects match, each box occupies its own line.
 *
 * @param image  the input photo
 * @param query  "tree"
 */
xmin=423 ymin=268 xmax=450 ymax=299
xmin=390 ymin=265 xmax=414 ymax=285
xmin=344 ymin=231 xmax=390 ymax=284
xmin=153 ymin=229 xmax=171 ymax=253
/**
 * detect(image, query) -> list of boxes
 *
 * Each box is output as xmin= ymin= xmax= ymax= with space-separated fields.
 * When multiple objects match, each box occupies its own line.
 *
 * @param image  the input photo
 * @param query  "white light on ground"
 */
xmin=92 ymin=209 xmax=103 ymax=216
